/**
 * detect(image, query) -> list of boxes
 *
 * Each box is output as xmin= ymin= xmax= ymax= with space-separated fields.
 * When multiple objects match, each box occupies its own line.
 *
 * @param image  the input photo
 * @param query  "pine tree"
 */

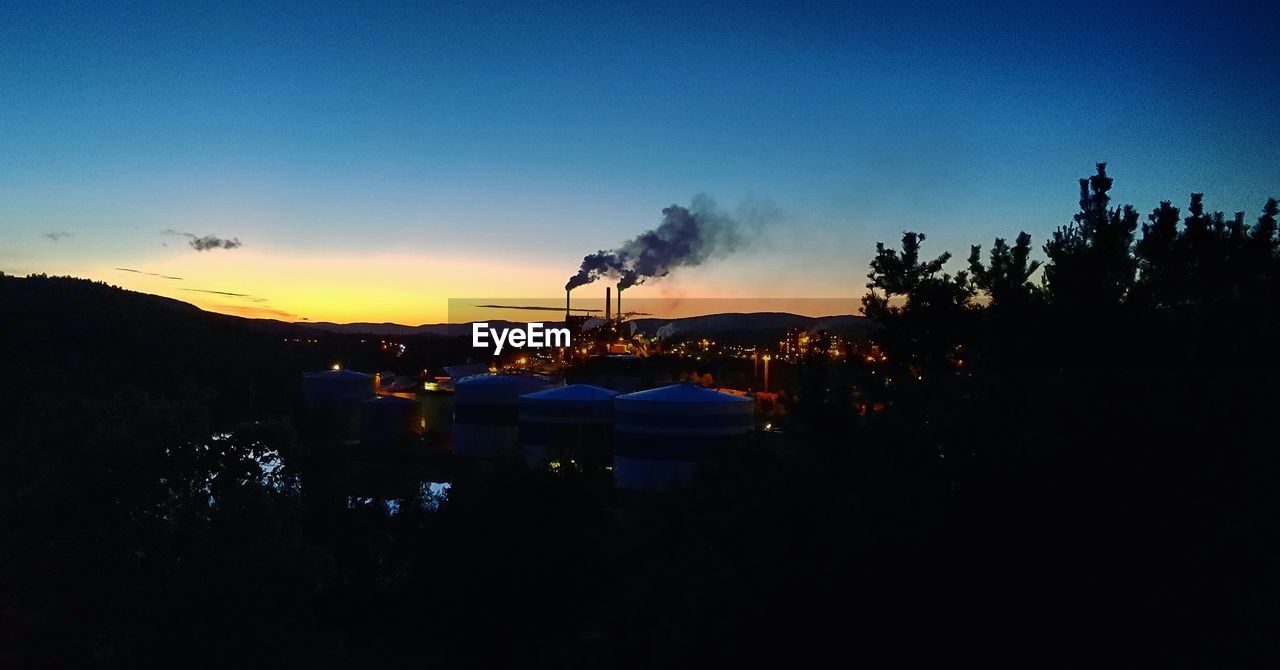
xmin=967 ymin=232 xmax=1041 ymax=309
xmin=1041 ymin=163 xmax=1138 ymax=307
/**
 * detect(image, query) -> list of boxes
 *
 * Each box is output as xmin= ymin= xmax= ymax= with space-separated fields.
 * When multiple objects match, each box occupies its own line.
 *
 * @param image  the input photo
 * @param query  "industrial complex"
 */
xmin=299 ymin=283 xmax=864 ymax=491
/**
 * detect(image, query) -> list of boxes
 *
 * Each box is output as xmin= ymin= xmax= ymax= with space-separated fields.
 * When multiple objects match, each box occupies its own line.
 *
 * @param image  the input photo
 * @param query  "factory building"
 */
xmin=612 ymin=383 xmax=754 ymax=491
xmin=563 ymin=285 xmax=636 ymax=357
xmin=518 ymin=384 xmax=618 ymax=469
xmin=453 ymin=373 xmax=558 ymax=459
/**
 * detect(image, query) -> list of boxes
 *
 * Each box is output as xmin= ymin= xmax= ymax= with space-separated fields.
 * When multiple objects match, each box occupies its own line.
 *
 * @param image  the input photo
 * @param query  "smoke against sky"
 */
xmin=566 ymin=195 xmax=775 ymax=291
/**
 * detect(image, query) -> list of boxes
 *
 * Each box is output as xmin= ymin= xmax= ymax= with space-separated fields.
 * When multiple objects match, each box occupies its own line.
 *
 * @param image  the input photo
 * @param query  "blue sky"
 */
xmin=2 ymin=0 xmax=1277 ymax=321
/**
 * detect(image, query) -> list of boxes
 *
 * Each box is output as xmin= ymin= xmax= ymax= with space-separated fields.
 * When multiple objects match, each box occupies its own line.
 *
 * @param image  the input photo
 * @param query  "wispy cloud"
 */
xmin=180 ymin=288 xmax=252 ymax=298
xmin=209 ymin=304 xmax=298 ymax=320
xmin=162 ymin=229 xmax=243 ymax=251
xmin=116 ymin=267 xmax=184 ymax=280
xmin=180 ymin=287 xmax=271 ymax=304
xmin=475 ymin=303 xmax=603 ymax=313
xmin=178 ymin=287 xmax=286 ymax=317
xmin=43 ymin=231 xmax=73 ymax=242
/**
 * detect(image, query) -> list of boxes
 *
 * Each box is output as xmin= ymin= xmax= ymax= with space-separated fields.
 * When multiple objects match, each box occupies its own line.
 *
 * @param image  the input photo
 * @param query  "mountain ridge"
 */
xmin=294 ymin=312 xmax=871 ymax=338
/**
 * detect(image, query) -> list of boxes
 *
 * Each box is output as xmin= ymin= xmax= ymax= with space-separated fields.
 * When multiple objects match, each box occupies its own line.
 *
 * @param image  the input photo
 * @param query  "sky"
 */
xmin=2 ymin=0 xmax=1277 ymax=323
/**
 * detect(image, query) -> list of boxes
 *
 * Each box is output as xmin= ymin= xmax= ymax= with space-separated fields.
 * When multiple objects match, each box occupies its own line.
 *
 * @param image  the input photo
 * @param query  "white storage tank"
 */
xmin=519 ymin=384 xmax=618 ymax=469
xmin=302 ymin=369 xmax=375 ymax=438
xmin=613 ymin=383 xmax=754 ymax=491
xmin=360 ymin=395 xmax=425 ymax=447
xmin=453 ymin=374 xmax=558 ymax=459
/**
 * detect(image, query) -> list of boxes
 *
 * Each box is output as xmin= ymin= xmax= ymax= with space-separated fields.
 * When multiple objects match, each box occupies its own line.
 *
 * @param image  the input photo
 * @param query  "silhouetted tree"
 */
xmin=1042 ymin=163 xmax=1138 ymax=307
xmin=1134 ymin=200 xmax=1182 ymax=308
xmin=862 ymin=231 xmax=973 ymax=372
xmin=967 ymin=232 xmax=1041 ymax=309
xmin=1134 ymin=193 xmax=1280 ymax=312
xmin=1244 ymin=198 xmax=1280 ymax=304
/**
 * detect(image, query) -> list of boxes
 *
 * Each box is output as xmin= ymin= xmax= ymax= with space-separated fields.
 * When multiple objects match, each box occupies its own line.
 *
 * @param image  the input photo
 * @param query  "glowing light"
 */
xmin=331 ymin=363 xmax=341 ymax=370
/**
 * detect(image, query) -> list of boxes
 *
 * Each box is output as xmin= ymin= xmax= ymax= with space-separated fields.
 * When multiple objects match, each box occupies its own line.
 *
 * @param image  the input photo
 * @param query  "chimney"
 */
xmin=605 ymin=286 xmax=611 ymax=323
xmin=565 ymin=288 xmax=571 ymax=321
xmin=616 ymin=285 xmax=622 ymax=325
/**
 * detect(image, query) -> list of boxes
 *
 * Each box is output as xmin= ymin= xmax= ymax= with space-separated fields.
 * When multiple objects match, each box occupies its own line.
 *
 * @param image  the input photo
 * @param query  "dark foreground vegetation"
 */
xmin=2 ymin=164 xmax=1278 ymax=667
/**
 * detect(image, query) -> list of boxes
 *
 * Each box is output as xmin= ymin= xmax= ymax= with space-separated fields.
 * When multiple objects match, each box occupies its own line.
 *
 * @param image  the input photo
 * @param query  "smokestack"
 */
xmin=605 ymin=286 xmax=611 ymax=323
xmin=565 ymin=289 xmax=571 ymax=321
xmin=616 ymin=285 xmax=622 ymax=325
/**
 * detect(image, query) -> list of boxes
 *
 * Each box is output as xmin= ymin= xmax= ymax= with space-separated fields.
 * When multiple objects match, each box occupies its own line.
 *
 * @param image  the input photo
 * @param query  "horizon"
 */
xmin=3 ymin=273 xmax=867 ymax=325
xmin=3 ymin=1 xmax=1278 ymax=323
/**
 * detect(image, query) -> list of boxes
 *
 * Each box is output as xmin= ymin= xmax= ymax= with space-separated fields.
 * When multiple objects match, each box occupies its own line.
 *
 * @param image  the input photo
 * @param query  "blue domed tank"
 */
xmin=613 ymin=383 xmax=754 ymax=491
xmin=360 ymin=394 xmax=425 ymax=447
xmin=302 ymin=369 xmax=375 ymax=438
xmin=453 ymin=374 xmax=558 ymax=459
xmin=518 ymin=384 xmax=619 ymax=469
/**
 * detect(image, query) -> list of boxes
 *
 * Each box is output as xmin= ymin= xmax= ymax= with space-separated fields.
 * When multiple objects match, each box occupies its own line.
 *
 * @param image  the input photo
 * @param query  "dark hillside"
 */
xmin=0 ymin=273 xmax=301 ymax=423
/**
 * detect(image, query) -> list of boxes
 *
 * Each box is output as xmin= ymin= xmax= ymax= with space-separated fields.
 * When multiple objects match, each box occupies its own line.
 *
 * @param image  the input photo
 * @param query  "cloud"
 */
xmin=178 ymin=288 xmax=288 ymax=317
xmin=162 ymin=229 xmax=243 ymax=251
xmin=180 ymin=288 xmax=253 ymax=298
xmin=181 ymin=288 xmax=271 ymax=304
xmin=208 ymin=304 xmax=299 ymax=320
xmin=116 ymin=267 xmax=184 ymax=280
xmin=474 ymin=303 xmax=603 ymax=313
xmin=43 ymin=231 xmax=73 ymax=242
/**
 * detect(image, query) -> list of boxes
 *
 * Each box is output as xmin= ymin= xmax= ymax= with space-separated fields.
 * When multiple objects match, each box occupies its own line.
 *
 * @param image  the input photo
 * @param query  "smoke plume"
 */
xmin=163 ymin=230 xmax=243 ymax=251
xmin=565 ymin=195 xmax=769 ymax=291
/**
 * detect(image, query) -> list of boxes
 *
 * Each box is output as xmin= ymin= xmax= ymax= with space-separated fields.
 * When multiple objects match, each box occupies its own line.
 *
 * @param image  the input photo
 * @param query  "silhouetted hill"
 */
xmin=299 ymin=321 xmax=440 ymax=336
xmin=278 ymin=313 xmax=871 ymax=339
xmin=0 ymin=273 xmax=304 ymax=423
xmin=299 ymin=321 xmax=527 ymax=337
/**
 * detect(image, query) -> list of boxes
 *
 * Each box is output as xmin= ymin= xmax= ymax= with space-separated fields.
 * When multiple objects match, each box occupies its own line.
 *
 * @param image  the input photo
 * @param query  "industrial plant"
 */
xmin=296 ymin=279 xmax=869 ymax=491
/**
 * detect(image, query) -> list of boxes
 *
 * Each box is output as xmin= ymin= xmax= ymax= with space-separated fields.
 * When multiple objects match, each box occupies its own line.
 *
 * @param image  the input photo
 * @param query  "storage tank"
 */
xmin=302 ymin=369 xmax=375 ymax=438
xmin=418 ymin=384 xmax=455 ymax=443
xmin=519 ymin=384 xmax=619 ymax=469
xmin=569 ymin=354 xmax=670 ymax=393
xmin=453 ymin=374 xmax=558 ymax=459
xmin=613 ymin=383 xmax=754 ymax=491
xmin=360 ymin=395 xmax=425 ymax=447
